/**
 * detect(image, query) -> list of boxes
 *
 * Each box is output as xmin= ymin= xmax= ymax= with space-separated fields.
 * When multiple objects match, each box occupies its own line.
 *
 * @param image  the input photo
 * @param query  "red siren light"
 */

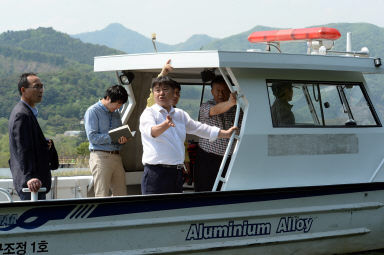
xmin=248 ymin=27 xmax=341 ymax=43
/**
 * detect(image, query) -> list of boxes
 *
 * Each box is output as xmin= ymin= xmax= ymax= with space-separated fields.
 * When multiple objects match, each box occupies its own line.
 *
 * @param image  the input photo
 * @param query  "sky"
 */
xmin=1 ymin=0 xmax=384 ymax=45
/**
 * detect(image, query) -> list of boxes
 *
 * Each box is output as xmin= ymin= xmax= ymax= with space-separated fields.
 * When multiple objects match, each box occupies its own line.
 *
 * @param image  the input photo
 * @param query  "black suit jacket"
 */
xmin=8 ymin=101 xmax=52 ymax=195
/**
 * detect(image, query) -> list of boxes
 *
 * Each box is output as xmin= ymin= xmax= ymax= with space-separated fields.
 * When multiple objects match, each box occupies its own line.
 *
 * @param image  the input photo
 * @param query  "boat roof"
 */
xmin=94 ymin=50 xmax=384 ymax=74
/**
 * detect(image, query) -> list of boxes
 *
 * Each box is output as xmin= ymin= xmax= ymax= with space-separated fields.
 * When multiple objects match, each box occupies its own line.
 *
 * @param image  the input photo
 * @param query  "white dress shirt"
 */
xmin=140 ymin=104 xmax=220 ymax=165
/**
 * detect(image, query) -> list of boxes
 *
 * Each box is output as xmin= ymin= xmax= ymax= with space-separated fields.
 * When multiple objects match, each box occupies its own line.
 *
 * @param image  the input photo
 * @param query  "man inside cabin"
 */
xmin=139 ymin=76 xmax=237 ymax=194
xmin=194 ymin=75 xmax=242 ymax=192
xmin=271 ymin=81 xmax=295 ymax=126
xmin=8 ymin=73 xmax=59 ymax=200
xmin=84 ymin=85 xmax=129 ymax=197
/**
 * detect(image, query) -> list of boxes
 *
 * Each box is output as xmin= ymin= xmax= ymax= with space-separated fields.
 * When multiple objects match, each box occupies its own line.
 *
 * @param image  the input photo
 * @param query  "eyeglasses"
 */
xmin=26 ymin=84 xmax=44 ymax=90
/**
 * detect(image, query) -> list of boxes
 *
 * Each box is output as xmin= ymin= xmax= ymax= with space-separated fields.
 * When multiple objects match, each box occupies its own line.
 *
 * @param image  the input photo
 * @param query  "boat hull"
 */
xmin=0 ymin=183 xmax=383 ymax=254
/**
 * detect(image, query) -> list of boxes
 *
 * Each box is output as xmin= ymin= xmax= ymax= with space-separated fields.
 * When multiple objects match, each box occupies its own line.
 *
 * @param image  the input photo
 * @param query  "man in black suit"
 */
xmin=8 ymin=73 xmax=57 ymax=200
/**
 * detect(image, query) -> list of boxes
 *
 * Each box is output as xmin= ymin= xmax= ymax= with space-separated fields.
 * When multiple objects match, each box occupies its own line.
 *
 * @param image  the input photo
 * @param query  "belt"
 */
xmin=90 ymin=150 xmax=119 ymax=154
xmin=147 ymin=164 xmax=184 ymax=170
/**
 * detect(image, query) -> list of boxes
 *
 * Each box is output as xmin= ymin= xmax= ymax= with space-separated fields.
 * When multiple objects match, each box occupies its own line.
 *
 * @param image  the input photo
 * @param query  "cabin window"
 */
xmin=178 ymin=84 xmax=211 ymax=119
xmin=267 ymin=80 xmax=381 ymax=127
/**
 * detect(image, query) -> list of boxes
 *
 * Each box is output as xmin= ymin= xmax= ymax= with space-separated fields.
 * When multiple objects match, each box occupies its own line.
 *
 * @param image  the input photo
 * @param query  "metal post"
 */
xmin=346 ymin=32 xmax=352 ymax=56
xmin=31 ymin=191 xmax=38 ymax=201
xmin=151 ymin=33 xmax=158 ymax=53
xmin=51 ymin=176 xmax=58 ymax=199
xmin=22 ymin=187 xmax=47 ymax=201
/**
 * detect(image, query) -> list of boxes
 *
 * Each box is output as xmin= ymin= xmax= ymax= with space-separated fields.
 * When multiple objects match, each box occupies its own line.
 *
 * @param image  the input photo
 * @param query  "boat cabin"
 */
xmin=94 ymin=35 xmax=384 ymax=193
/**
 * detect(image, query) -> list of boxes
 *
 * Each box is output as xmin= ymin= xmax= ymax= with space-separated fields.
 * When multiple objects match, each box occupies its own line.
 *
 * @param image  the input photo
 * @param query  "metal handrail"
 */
xmin=116 ymin=71 xmax=136 ymax=125
xmin=22 ymin=187 xmax=47 ymax=201
xmin=370 ymin=157 xmax=384 ymax=182
xmin=0 ymin=188 xmax=13 ymax=202
xmin=212 ymin=68 xmax=243 ymax=191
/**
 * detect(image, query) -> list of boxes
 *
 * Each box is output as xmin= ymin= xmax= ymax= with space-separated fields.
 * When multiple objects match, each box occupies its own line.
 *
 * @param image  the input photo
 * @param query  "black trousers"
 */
xmin=194 ymin=146 xmax=231 ymax=192
xmin=141 ymin=164 xmax=183 ymax=195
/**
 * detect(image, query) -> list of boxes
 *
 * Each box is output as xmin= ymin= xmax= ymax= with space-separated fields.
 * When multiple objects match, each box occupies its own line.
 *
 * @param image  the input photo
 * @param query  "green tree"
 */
xmin=0 ymin=117 xmax=8 ymax=134
xmin=76 ymin=141 xmax=90 ymax=156
xmin=0 ymin=134 xmax=10 ymax=167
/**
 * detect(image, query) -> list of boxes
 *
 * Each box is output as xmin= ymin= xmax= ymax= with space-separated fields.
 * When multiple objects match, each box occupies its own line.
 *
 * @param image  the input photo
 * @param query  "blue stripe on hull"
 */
xmin=89 ymin=182 xmax=384 ymax=217
xmin=1 ymin=182 xmax=383 ymax=231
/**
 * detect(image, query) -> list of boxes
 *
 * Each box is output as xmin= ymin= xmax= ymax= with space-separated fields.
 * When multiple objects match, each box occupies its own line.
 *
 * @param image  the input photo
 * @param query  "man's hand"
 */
xmin=27 ymin=178 xmax=42 ymax=193
xmin=209 ymin=92 xmax=238 ymax=116
xmin=158 ymin=59 xmax=173 ymax=77
xmin=151 ymin=115 xmax=175 ymax=137
xmin=218 ymin=126 xmax=238 ymax=138
xmin=47 ymin=139 xmax=53 ymax=149
xmin=228 ymin=92 xmax=237 ymax=106
xmin=118 ymin=136 xmax=128 ymax=144
xmin=165 ymin=115 xmax=176 ymax=127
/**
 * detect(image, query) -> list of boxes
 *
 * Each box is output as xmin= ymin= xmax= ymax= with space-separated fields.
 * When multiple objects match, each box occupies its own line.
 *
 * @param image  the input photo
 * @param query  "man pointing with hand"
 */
xmin=140 ymin=75 xmax=237 ymax=194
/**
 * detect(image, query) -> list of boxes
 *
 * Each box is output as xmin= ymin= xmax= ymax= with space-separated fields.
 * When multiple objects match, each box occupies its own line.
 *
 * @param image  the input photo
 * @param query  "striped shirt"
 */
xmin=198 ymin=99 xmax=242 ymax=156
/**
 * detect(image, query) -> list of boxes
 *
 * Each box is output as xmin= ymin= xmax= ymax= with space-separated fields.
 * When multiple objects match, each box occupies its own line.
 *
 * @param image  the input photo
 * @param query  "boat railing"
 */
xmin=22 ymin=187 xmax=47 ymax=201
xmin=212 ymin=68 xmax=243 ymax=191
xmin=0 ymin=188 xmax=13 ymax=202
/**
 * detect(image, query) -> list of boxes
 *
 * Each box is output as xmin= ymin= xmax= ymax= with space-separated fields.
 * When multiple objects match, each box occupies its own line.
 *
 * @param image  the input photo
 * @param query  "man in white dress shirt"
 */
xmin=139 ymin=76 xmax=237 ymax=194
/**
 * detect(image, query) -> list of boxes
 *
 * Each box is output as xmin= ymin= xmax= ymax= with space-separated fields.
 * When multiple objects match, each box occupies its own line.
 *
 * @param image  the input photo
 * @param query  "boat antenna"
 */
xmin=266 ymin=42 xmax=281 ymax=53
xmin=151 ymin=33 xmax=158 ymax=53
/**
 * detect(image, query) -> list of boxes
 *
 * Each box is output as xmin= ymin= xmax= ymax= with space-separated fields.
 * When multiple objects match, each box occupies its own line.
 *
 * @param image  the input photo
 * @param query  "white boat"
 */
xmin=1 ymin=27 xmax=384 ymax=254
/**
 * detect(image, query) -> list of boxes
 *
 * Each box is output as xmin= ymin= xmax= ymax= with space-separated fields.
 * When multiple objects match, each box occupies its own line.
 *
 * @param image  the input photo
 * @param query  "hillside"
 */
xmin=0 ymin=27 xmax=121 ymax=135
xmin=72 ymin=23 xmax=172 ymax=53
xmin=72 ymin=23 xmax=217 ymax=53
xmin=171 ymin=34 xmax=217 ymax=51
xmin=0 ymin=49 xmax=65 ymax=76
xmin=0 ymin=27 xmax=123 ymax=66
xmin=72 ymin=22 xmax=384 ymax=57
